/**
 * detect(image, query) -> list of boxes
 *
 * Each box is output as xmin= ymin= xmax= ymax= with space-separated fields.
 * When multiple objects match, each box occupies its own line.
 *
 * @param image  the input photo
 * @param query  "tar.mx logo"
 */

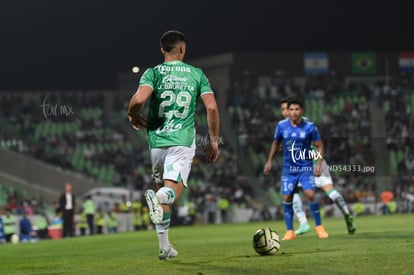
xmin=289 ymin=140 xmax=322 ymax=163
xmin=40 ymin=96 xmax=74 ymax=119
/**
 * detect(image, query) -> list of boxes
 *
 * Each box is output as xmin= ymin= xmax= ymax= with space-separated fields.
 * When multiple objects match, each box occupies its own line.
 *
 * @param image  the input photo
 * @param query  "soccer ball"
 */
xmin=11 ymin=234 xmax=20 ymax=244
xmin=252 ymin=228 xmax=281 ymax=255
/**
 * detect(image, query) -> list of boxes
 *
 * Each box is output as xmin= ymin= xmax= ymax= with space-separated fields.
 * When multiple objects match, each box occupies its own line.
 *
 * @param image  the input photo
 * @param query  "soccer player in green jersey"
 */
xmin=128 ymin=30 xmax=220 ymax=260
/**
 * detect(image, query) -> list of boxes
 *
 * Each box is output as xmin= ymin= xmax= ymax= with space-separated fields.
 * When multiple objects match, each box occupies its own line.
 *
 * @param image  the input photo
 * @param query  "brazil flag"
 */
xmin=352 ymin=52 xmax=376 ymax=74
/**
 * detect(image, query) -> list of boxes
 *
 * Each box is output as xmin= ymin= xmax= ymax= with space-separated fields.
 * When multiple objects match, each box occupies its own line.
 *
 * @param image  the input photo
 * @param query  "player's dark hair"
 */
xmin=160 ymin=30 xmax=186 ymax=53
xmin=287 ymin=97 xmax=304 ymax=109
xmin=280 ymin=97 xmax=292 ymax=105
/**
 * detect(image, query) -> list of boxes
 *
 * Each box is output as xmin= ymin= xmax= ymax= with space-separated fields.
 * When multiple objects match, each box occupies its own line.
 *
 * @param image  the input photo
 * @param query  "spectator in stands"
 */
xmin=82 ymin=195 xmax=96 ymax=235
xmin=217 ymin=196 xmax=230 ymax=223
xmin=204 ymin=194 xmax=217 ymax=224
xmin=59 ymin=182 xmax=76 ymax=237
xmin=233 ymin=186 xmax=245 ymax=207
xmin=20 ymin=213 xmax=37 ymax=242
xmin=77 ymin=208 xmax=88 ymax=236
xmin=118 ymin=195 xmax=131 ymax=231
xmin=22 ymin=200 xmax=33 ymax=215
xmin=133 ymin=207 xmax=144 ymax=231
xmin=2 ymin=209 xmax=16 ymax=243
xmin=95 ymin=208 xmax=105 ymax=234
xmin=380 ymin=189 xmax=395 ymax=215
xmin=107 ymin=211 xmax=118 ymax=234
xmin=119 ymin=195 xmax=131 ymax=213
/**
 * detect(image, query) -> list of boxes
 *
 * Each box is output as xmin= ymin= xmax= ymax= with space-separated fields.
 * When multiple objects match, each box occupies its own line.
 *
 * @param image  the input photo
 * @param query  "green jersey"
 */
xmin=139 ymin=60 xmax=213 ymax=148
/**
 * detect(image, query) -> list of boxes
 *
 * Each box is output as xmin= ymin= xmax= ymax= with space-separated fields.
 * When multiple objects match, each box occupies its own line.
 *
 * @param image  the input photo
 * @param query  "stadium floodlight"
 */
xmin=132 ymin=66 xmax=140 ymax=73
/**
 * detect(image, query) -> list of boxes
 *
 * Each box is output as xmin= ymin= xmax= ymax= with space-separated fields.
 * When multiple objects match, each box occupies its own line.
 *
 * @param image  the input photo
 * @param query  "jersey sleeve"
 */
xmin=139 ymin=68 xmax=155 ymax=89
xmin=274 ymin=122 xmax=283 ymax=141
xmin=199 ymin=70 xmax=213 ymax=95
xmin=311 ymin=124 xmax=321 ymax=142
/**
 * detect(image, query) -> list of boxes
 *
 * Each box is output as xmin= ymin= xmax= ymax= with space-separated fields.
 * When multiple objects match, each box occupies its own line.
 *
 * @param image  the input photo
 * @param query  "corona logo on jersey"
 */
xmin=158 ymin=65 xmax=191 ymax=74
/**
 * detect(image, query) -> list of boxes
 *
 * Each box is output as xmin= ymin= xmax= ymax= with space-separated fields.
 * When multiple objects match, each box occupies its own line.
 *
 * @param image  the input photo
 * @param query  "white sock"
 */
xmin=327 ymin=189 xmax=350 ymax=215
xmin=156 ymin=187 xmax=176 ymax=205
xmin=156 ymin=212 xmax=171 ymax=250
xmin=156 ymin=231 xmax=170 ymax=250
xmin=293 ymin=193 xmax=308 ymax=225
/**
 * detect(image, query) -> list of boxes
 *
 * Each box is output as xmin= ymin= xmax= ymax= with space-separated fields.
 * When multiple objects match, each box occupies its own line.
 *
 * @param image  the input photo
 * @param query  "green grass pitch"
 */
xmin=1 ymin=214 xmax=413 ymax=275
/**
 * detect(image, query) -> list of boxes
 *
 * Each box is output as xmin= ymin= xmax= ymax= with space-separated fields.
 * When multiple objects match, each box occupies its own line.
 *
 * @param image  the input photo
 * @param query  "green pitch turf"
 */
xmin=1 ymin=214 xmax=413 ymax=275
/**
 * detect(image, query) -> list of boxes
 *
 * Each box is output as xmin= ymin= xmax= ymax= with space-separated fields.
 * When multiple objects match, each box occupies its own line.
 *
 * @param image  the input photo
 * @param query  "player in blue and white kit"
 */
xmin=279 ymin=97 xmax=356 ymax=235
xmin=263 ymin=98 xmax=329 ymax=240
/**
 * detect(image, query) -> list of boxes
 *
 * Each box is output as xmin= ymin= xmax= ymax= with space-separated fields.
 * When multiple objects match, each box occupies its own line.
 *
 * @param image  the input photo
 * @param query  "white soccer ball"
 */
xmin=252 ymin=228 xmax=281 ymax=255
xmin=11 ymin=234 xmax=20 ymax=244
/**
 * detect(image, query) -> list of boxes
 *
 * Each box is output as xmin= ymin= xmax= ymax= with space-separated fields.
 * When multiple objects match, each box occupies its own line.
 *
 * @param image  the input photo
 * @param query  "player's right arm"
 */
xmin=263 ymin=140 xmax=281 ymax=176
xmin=128 ymin=68 xmax=155 ymax=131
xmin=264 ymin=122 xmax=283 ymax=176
xmin=128 ymin=85 xmax=153 ymax=131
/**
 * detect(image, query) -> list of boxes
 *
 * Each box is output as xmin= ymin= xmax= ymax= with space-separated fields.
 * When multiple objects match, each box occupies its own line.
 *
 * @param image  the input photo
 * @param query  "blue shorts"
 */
xmin=280 ymin=171 xmax=315 ymax=195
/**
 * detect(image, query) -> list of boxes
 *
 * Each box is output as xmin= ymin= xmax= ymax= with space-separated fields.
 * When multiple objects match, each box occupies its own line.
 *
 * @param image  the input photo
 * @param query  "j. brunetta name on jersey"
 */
xmin=158 ymin=83 xmax=195 ymax=91
xmin=158 ymin=65 xmax=191 ymax=74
